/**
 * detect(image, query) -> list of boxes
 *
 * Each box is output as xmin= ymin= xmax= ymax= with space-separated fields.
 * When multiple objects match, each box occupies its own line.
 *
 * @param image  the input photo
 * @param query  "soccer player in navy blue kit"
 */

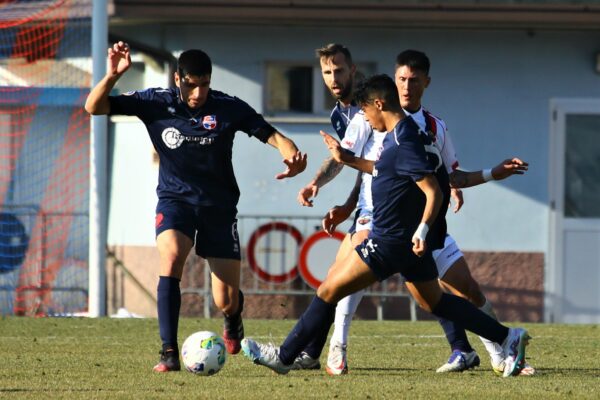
xmin=85 ymin=41 xmax=307 ymax=372
xmin=242 ymin=74 xmax=529 ymax=377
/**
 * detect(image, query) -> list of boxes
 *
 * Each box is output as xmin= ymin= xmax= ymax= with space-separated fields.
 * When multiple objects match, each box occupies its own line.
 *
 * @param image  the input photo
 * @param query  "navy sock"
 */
xmin=157 ymin=276 xmax=181 ymax=352
xmin=432 ymin=293 xmax=508 ymax=345
xmin=302 ymin=327 xmax=329 ymax=359
xmin=278 ymin=296 xmax=336 ymax=365
xmin=224 ymin=290 xmax=244 ymax=339
xmin=438 ymin=317 xmax=473 ymax=353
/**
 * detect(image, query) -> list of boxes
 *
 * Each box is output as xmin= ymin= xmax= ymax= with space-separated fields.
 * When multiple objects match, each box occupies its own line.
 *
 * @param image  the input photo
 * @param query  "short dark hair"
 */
xmin=315 ymin=43 xmax=353 ymax=66
xmin=395 ymin=49 xmax=430 ymax=75
xmin=177 ymin=49 xmax=212 ymax=78
xmin=354 ymin=74 xmax=400 ymax=108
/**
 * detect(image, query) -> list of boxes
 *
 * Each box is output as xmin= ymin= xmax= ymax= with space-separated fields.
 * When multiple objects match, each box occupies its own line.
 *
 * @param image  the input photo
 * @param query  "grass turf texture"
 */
xmin=1 ymin=317 xmax=599 ymax=399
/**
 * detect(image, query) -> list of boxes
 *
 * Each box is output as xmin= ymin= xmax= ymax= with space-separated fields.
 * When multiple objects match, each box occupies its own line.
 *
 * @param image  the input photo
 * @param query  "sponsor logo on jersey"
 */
xmin=167 ymin=106 xmax=176 ymax=114
xmin=202 ymin=115 xmax=217 ymax=130
xmin=161 ymin=127 xmax=184 ymax=149
xmin=343 ymin=139 xmax=355 ymax=148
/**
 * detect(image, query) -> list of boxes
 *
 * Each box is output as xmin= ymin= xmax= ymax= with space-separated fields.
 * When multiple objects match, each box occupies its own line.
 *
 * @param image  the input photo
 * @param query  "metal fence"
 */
xmin=181 ymin=214 xmax=417 ymax=321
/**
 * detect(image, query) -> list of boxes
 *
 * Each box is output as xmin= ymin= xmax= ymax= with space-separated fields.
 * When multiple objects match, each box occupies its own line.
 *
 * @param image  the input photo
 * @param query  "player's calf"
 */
xmin=223 ymin=290 xmax=244 ymax=354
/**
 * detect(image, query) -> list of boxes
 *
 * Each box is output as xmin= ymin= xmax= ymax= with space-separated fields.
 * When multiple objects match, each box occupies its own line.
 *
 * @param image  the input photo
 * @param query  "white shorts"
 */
xmin=432 ymin=234 xmax=464 ymax=278
xmin=354 ymin=209 xmax=373 ymax=232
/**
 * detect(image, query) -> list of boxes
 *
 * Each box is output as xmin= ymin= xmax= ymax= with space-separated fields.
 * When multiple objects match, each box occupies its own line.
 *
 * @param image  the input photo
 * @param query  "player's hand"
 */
xmin=412 ymin=238 xmax=427 ymax=257
xmin=322 ymin=204 xmax=352 ymax=235
xmin=490 ymin=158 xmax=528 ymax=180
xmin=107 ymin=41 xmax=131 ymax=78
xmin=411 ymin=223 xmax=428 ymax=257
xmin=320 ymin=130 xmax=344 ymax=163
xmin=450 ymin=188 xmax=463 ymax=213
xmin=297 ymin=183 xmax=318 ymax=207
xmin=276 ymin=151 xmax=307 ymax=180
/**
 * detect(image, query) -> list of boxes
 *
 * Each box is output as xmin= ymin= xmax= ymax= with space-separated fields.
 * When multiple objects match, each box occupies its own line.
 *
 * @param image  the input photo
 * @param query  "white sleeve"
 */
xmin=439 ymin=127 xmax=460 ymax=173
xmin=340 ymin=112 xmax=371 ymax=156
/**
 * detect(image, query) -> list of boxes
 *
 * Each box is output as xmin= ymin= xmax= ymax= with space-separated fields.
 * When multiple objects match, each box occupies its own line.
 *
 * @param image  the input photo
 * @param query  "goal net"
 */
xmin=0 ymin=0 xmax=92 ymax=316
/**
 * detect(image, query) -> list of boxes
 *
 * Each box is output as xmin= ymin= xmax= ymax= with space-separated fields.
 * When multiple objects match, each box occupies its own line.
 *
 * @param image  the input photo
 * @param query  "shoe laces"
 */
xmin=259 ymin=342 xmax=280 ymax=361
xmin=329 ymin=343 xmax=347 ymax=364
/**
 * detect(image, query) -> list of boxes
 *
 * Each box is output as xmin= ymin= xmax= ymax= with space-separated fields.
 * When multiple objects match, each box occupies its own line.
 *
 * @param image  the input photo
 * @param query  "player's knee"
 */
xmin=316 ymin=283 xmax=338 ymax=304
xmin=464 ymin=278 xmax=486 ymax=307
xmin=160 ymin=251 xmax=187 ymax=268
xmin=416 ymin=299 xmax=435 ymax=313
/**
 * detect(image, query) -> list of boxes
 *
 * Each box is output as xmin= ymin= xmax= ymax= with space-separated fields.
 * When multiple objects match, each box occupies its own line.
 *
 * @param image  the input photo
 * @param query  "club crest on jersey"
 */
xmin=202 ymin=115 xmax=217 ymax=130
xmin=161 ymin=127 xmax=184 ymax=149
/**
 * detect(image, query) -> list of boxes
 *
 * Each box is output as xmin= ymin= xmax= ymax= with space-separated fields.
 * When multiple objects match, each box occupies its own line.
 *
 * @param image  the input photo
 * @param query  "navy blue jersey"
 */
xmin=108 ymin=88 xmax=276 ymax=207
xmin=418 ymin=115 xmax=450 ymax=250
xmin=329 ymin=101 xmax=360 ymax=139
xmin=370 ymin=117 xmax=449 ymax=249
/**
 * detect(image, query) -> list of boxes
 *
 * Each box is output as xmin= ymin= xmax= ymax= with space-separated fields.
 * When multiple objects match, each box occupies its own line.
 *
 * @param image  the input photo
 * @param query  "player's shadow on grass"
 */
xmin=353 ymin=367 xmax=433 ymax=372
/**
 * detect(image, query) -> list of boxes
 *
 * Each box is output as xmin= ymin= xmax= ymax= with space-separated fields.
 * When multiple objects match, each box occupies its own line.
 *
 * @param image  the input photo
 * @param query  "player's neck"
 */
xmin=383 ymin=110 xmax=404 ymax=132
xmin=402 ymin=103 xmax=422 ymax=114
xmin=338 ymin=95 xmax=354 ymax=108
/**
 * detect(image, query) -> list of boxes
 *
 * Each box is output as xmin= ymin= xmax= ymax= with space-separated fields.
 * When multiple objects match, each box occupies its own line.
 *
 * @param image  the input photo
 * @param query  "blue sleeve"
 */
xmin=108 ymin=88 xmax=157 ymax=120
xmin=233 ymin=97 xmax=276 ymax=143
xmin=395 ymin=128 xmax=434 ymax=181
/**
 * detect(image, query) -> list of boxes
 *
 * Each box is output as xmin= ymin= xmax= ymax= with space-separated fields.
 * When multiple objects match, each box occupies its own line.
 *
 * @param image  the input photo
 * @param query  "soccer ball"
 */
xmin=181 ymin=331 xmax=226 ymax=375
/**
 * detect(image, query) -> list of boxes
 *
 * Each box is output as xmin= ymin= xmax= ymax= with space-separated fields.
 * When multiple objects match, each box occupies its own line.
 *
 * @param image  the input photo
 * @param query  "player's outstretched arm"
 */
xmin=413 ymin=174 xmax=443 ymax=257
xmin=322 ymin=171 xmax=361 ymax=234
xmin=449 ymin=157 xmax=528 ymax=188
xmin=320 ymin=130 xmax=374 ymax=174
xmin=267 ymin=131 xmax=307 ymax=179
xmin=85 ymin=41 xmax=132 ymax=115
xmin=297 ymin=157 xmax=344 ymax=207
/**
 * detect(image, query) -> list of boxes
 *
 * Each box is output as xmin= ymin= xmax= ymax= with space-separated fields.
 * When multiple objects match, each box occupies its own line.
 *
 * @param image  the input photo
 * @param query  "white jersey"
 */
xmin=340 ymin=111 xmax=387 ymax=211
xmin=344 ymin=107 xmax=460 ymax=214
xmin=406 ymin=107 xmax=460 ymax=174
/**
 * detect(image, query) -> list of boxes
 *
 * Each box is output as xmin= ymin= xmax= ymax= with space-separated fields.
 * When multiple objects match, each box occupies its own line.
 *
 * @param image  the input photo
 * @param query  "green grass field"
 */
xmin=1 ymin=317 xmax=599 ymax=399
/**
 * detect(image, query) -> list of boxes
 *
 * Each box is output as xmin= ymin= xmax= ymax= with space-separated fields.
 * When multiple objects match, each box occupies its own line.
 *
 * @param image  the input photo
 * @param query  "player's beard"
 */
xmin=331 ymin=77 xmax=354 ymax=101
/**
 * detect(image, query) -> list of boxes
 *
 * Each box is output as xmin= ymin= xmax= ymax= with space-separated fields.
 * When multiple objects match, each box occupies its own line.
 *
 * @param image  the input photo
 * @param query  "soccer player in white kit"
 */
xmin=297 ymin=47 xmax=534 ymax=376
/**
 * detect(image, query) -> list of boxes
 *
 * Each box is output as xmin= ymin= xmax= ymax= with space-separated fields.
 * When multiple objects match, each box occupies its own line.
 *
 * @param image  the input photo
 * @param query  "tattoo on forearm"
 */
xmin=315 ymin=157 xmax=344 ymax=187
xmin=450 ymin=170 xmax=469 ymax=188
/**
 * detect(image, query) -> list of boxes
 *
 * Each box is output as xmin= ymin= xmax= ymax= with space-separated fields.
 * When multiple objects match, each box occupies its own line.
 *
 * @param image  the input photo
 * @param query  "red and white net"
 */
xmin=0 ymin=0 xmax=92 ymax=316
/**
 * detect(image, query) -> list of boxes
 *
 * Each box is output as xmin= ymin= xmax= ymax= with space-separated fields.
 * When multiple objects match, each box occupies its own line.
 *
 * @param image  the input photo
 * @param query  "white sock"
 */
xmin=478 ymin=298 xmax=505 ymax=366
xmin=330 ymin=290 xmax=365 ymax=346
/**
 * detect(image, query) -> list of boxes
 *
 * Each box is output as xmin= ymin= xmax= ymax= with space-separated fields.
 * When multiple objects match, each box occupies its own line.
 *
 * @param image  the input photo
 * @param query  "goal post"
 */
xmin=88 ymin=0 xmax=108 ymax=317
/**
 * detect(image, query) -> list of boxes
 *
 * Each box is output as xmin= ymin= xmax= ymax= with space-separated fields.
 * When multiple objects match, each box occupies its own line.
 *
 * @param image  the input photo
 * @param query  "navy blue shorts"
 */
xmin=355 ymin=236 xmax=438 ymax=282
xmin=155 ymin=200 xmax=241 ymax=260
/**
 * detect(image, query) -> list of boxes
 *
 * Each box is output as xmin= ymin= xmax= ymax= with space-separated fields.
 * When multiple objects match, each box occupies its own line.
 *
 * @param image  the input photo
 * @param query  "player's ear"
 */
xmin=374 ymin=98 xmax=384 ymax=111
xmin=174 ymin=71 xmax=181 ymax=88
xmin=424 ymin=76 xmax=431 ymax=88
